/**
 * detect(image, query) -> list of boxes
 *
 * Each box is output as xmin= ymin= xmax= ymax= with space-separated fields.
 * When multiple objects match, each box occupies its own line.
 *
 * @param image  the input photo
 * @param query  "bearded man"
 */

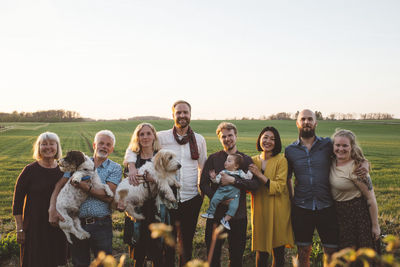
xmin=285 ymin=109 xmax=368 ymax=267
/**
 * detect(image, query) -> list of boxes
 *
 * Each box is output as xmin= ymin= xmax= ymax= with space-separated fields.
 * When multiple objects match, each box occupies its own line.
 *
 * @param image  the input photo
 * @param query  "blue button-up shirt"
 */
xmin=64 ymin=158 xmax=122 ymax=217
xmin=285 ymin=136 xmax=333 ymax=210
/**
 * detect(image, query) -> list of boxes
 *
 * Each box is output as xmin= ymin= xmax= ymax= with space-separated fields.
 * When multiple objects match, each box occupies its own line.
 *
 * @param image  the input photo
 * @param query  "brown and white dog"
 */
xmin=114 ymin=149 xmax=181 ymax=220
xmin=56 ymin=150 xmax=114 ymax=243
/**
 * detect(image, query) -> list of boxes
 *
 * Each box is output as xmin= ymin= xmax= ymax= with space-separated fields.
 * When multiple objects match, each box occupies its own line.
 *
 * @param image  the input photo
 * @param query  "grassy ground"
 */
xmin=1 ymin=120 xmax=399 ymax=266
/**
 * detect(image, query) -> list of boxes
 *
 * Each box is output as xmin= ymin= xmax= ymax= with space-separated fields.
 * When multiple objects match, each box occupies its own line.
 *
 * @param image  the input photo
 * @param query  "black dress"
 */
xmin=123 ymin=155 xmax=171 ymax=267
xmin=12 ymin=162 xmax=68 ymax=267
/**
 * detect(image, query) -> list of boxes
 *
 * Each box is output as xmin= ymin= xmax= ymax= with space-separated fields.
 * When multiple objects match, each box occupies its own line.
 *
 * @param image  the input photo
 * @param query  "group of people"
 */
xmin=12 ymin=101 xmax=380 ymax=267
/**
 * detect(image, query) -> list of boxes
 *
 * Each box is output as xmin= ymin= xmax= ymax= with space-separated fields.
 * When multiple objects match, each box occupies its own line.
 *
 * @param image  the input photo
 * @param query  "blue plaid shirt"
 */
xmin=64 ymin=158 xmax=122 ymax=217
xmin=285 ymin=136 xmax=333 ymax=210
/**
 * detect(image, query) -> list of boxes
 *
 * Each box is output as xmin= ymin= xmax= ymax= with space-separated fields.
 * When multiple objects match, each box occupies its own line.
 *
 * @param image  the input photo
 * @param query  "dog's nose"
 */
xmin=177 ymin=163 xmax=182 ymax=169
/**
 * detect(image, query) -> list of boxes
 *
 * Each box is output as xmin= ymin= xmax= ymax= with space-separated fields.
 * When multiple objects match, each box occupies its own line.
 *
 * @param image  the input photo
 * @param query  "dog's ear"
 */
xmin=153 ymin=152 xmax=162 ymax=172
xmin=70 ymin=151 xmax=86 ymax=167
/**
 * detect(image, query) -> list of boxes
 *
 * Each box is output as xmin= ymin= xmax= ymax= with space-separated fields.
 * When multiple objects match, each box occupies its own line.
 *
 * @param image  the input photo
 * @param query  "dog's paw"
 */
xmin=71 ymin=177 xmax=81 ymax=184
xmin=164 ymin=200 xmax=178 ymax=210
xmin=76 ymin=231 xmax=91 ymax=240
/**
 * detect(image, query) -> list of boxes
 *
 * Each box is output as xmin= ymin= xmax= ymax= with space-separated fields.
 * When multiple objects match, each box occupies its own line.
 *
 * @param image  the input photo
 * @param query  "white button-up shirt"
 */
xmin=124 ymin=128 xmax=207 ymax=202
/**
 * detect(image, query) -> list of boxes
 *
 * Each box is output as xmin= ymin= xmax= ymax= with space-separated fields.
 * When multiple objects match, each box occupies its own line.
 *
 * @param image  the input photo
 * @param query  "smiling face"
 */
xmin=333 ymin=136 xmax=352 ymax=162
xmin=173 ymin=103 xmax=191 ymax=129
xmin=138 ymin=125 xmax=155 ymax=150
xmin=93 ymin=134 xmax=114 ymax=159
xmin=259 ymin=131 xmax=276 ymax=153
xmin=218 ymin=128 xmax=237 ymax=152
xmin=39 ymin=139 xmax=58 ymax=160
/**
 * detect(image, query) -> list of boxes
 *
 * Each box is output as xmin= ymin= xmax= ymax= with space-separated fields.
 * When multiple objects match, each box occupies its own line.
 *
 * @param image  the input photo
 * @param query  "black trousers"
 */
xmin=168 ymin=194 xmax=203 ymax=266
xmin=205 ymin=217 xmax=247 ymax=267
xmin=256 ymin=246 xmax=285 ymax=267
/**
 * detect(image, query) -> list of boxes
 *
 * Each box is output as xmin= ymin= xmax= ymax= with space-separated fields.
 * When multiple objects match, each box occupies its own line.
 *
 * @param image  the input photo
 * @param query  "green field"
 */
xmin=1 ymin=120 xmax=399 ymax=265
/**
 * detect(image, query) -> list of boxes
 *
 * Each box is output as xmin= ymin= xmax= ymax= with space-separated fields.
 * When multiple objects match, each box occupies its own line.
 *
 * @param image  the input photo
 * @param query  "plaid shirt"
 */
xmin=64 ymin=158 xmax=121 ymax=217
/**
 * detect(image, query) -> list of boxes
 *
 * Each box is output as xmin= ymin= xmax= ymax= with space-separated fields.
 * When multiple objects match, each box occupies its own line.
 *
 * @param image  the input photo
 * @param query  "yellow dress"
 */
xmin=251 ymin=153 xmax=294 ymax=253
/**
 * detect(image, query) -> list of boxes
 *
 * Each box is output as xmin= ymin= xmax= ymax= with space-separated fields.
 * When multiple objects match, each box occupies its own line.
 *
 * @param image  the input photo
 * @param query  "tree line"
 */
xmin=0 ymin=110 xmax=84 ymax=122
xmin=237 ymin=111 xmax=395 ymax=120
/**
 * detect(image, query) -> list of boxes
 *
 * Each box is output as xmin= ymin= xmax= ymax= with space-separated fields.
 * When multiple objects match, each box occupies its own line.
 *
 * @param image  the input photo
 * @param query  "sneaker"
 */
xmin=201 ymin=213 xmax=214 ymax=219
xmin=220 ymin=218 xmax=231 ymax=230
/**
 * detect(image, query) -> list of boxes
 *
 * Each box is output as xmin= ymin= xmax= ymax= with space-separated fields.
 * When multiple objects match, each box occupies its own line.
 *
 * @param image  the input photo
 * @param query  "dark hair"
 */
xmin=256 ymin=126 xmax=282 ymax=156
xmin=229 ymin=153 xmax=243 ymax=168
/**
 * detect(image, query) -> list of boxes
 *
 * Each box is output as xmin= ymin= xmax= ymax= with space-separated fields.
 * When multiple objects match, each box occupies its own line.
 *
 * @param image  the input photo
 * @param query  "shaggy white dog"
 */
xmin=56 ymin=150 xmax=114 ymax=244
xmin=114 ymin=149 xmax=181 ymax=220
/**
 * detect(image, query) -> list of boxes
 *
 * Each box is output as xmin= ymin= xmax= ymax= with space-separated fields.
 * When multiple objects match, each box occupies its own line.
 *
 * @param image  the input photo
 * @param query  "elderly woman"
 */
xmin=12 ymin=132 xmax=68 ymax=267
xmin=248 ymin=126 xmax=294 ymax=267
xmin=121 ymin=123 xmax=173 ymax=267
xmin=330 ymin=129 xmax=380 ymax=251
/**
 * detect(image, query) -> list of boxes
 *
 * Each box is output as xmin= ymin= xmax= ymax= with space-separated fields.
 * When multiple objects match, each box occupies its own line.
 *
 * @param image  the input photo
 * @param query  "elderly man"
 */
xmin=200 ymin=122 xmax=260 ymax=267
xmin=49 ymin=130 xmax=122 ymax=267
xmin=285 ymin=110 xmax=368 ymax=267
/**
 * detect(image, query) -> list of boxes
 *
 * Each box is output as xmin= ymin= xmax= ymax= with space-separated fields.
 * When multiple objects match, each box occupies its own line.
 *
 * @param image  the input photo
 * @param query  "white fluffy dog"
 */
xmin=114 ymin=149 xmax=181 ymax=220
xmin=56 ymin=150 xmax=114 ymax=244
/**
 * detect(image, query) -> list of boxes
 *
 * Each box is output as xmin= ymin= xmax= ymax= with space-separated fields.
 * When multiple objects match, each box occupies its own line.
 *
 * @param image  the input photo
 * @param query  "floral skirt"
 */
xmin=336 ymin=197 xmax=380 ymax=252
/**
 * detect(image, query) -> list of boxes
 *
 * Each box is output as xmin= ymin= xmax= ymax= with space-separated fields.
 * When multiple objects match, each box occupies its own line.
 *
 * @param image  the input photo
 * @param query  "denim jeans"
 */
xmin=70 ymin=216 xmax=113 ymax=267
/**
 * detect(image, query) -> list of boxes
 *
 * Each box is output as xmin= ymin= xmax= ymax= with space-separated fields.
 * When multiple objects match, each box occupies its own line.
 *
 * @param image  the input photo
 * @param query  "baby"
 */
xmin=201 ymin=154 xmax=252 ymax=230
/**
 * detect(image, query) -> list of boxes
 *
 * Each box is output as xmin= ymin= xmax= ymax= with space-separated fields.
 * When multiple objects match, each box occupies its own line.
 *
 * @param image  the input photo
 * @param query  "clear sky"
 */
xmin=1 ymin=0 xmax=399 ymax=120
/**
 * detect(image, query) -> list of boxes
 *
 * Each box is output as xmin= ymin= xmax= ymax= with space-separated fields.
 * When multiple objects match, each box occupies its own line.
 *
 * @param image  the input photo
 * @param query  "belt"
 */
xmin=80 ymin=215 xmax=111 ymax=225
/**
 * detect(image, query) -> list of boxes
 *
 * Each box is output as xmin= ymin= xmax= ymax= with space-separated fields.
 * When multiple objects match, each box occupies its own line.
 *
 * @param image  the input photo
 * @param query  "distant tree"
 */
xmin=315 ymin=111 xmax=323 ymax=120
xmin=0 ymin=110 xmax=83 ymax=122
xmin=267 ymin=112 xmax=292 ymax=120
xmin=293 ymin=111 xmax=299 ymax=120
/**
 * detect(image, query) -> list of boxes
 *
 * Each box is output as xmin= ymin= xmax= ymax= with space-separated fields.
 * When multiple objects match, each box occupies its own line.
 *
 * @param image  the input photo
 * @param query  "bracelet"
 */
xmin=16 ymin=229 xmax=24 ymax=233
xmin=88 ymin=185 xmax=93 ymax=193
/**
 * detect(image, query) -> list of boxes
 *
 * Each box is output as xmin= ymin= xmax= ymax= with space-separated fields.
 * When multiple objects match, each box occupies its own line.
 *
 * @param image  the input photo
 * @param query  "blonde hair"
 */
xmin=128 ymin=123 xmax=161 ymax=153
xmin=332 ymin=129 xmax=367 ymax=169
xmin=216 ymin=122 xmax=237 ymax=136
xmin=33 ymin=132 xmax=62 ymax=160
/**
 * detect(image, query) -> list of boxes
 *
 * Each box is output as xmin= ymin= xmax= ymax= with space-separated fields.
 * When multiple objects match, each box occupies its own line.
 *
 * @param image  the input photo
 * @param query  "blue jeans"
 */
xmin=70 ymin=216 xmax=113 ymax=267
xmin=207 ymin=185 xmax=240 ymax=217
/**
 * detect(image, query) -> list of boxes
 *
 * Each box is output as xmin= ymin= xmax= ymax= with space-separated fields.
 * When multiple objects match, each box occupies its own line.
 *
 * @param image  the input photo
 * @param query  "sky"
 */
xmin=1 ymin=0 xmax=399 ymax=120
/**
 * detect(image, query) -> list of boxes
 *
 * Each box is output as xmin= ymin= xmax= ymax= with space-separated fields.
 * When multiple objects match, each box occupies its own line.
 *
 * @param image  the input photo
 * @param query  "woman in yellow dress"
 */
xmin=249 ymin=126 xmax=294 ymax=267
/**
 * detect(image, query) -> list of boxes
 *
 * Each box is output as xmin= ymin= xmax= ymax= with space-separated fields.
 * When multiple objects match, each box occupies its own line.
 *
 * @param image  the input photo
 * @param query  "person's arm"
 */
xmin=74 ymin=181 xmax=117 ymax=203
xmin=285 ymin=151 xmax=294 ymax=200
xmin=13 ymin=166 xmax=29 ymax=244
xmin=14 ymin=215 xmax=24 ymax=244
xmin=48 ymin=177 xmax=68 ymax=225
xmin=124 ymin=148 xmax=139 ymax=185
xmin=352 ymin=175 xmax=380 ymax=240
xmin=220 ymin=158 xmax=260 ymax=191
xmin=354 ymin=160 xmax=370 ymax=178
xmin=268 ymin=156 xmax=288 ymax=194
xmin=197 ymin=135 xmax=208 ymax=185
xmin=199 ymin=157 xmax=215 ymax=199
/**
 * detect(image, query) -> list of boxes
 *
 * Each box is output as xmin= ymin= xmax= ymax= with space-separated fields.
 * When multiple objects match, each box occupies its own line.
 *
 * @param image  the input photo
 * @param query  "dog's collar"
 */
xmin=81 ymin=175 xmax=91 ymax=181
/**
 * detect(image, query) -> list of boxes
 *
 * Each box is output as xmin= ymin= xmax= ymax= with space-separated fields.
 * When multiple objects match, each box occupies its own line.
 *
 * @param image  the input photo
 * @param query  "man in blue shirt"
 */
xmin=285 ymin=109 xmax=338 ymax=267
xmin=286 ymin=110 xmax=368 ymax=267
xmin=49 ymin=130 xmax=122 ymax=267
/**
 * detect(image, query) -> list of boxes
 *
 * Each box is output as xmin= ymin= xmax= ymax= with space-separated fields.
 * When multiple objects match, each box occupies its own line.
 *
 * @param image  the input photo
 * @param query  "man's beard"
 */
xmin=96 ymin=150 xmax=108 ymax=158
xmin=176 ymin=118 xmax=190 ymax=128
xmin=299 ymin=128 xmax=316 ymax=138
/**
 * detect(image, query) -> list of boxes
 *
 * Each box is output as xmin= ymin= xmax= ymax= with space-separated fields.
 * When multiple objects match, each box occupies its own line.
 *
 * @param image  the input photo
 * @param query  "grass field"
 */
xmin=1 ymin=119 xmax=399 ymax=265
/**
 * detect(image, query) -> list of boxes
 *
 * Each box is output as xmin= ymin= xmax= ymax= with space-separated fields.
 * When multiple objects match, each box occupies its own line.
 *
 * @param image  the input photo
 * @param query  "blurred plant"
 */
xmin=149 ymin=222 xmax=176 ymax=247
xmin=328 ymin=235 xmax=400 ymax=267
xmin=0 ymin=231 xmax=19 ymax=262
xmin=89 ymin=251 xmax=126 ymax=267
xmin=148 ymin=222 xmax=227 ymax=267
